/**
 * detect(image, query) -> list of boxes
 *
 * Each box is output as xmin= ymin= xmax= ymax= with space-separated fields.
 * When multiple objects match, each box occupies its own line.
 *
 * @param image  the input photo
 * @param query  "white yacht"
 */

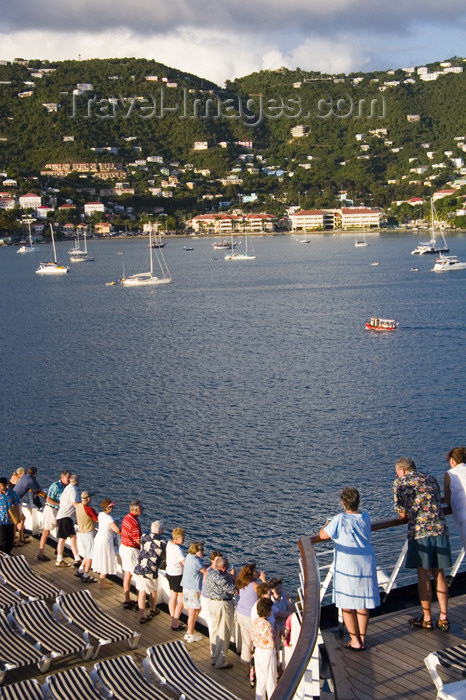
xmin=431 ymin=254 xmax=466 ymax=272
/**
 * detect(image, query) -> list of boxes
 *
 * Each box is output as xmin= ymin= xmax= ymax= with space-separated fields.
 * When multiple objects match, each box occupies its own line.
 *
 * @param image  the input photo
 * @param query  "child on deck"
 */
xmin=251 ymin=597 xmax=277 ymax=700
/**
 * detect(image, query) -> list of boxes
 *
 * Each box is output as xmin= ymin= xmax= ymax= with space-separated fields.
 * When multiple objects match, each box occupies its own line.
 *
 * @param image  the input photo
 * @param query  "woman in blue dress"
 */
xmin=319 ymin=487 xmax=380 ymax=650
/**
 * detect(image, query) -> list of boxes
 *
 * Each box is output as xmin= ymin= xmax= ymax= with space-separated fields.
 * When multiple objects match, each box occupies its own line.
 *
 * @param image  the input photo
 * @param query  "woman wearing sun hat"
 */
xmin=92 ymin=498 xmax=120 ymax=588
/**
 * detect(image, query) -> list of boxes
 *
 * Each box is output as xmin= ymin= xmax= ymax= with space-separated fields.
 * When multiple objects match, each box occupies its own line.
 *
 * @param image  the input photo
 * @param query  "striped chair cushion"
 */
xmin=93 ymin=655 xmax=168 ymax=700
xmin=55 ymin=589 xmax=137 ymax=644
xmin=0 ymin=555 xmax=60 ymax=600
xmin=0 ymin=679 xmax=44 ymax=700
xmin=11 ymin=600 xmax=90 ymax=658
xmin=146 ymin=641 xmax=241 ymax=700
xmin=0 ymin=582 xmax=20 ymax=610
xmin=46 ymin=666 xmax=102 ymax=700
xmin=0 ymin=610 xmax=44 ymax=668
xmin=437 ymin=643 xmax=466 ymax=672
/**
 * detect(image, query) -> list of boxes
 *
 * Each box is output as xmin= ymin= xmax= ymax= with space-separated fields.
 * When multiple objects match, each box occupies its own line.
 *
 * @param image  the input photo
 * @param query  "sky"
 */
xmin=1 ymin=0 xmax=466 ymax=84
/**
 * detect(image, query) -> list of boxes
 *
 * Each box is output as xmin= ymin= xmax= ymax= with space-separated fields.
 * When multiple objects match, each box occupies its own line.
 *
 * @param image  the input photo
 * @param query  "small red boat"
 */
xmin=365 ymin=317 xmax=397 ymax=331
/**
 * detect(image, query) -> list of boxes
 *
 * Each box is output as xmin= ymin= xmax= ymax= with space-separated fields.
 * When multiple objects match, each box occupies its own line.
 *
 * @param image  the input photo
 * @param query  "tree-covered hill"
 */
xmin=0 ymin=56 xmax=465 ymax=216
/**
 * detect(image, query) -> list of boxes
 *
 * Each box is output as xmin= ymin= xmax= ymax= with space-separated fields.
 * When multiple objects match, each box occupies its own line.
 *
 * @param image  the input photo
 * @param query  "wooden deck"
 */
xmin=3 ymin=536 xmax=254 ymax=699
xmin=322 ymin=593 xmax=466 ymax=699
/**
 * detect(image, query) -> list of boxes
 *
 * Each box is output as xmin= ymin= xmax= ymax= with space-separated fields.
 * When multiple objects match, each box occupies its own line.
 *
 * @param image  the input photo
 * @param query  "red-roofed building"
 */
xmin=84 ymin=201 xmax=105 ymax=217
xmin=340 ymin=207 xmax=381 ymax=229
xmin=432 ymin=189 xmax=456 ymax=201
xmin=189 ymin=212 xmax=276 ymax=234
xmin=19 ymin=193 xmax=41 ymax=209
xmin=289 ymin=209 xmax=324 ymax=230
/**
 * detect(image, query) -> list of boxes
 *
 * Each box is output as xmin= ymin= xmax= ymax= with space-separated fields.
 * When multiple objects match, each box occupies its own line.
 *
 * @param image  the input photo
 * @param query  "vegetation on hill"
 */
xmin=0 ymin=56 xmax=465 ymax=228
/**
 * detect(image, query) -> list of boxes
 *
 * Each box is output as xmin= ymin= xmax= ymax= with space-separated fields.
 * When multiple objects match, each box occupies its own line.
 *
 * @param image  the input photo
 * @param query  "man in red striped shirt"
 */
xmin=119 ymin=500 xmax=143 ymax=609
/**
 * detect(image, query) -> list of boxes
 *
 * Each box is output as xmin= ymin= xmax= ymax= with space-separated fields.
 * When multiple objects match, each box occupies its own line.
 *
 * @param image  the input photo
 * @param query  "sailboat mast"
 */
xmin=50 ymin=224 xmax=57 ymax=263
xmin=149 ymin=230 xmax=153 ymax=276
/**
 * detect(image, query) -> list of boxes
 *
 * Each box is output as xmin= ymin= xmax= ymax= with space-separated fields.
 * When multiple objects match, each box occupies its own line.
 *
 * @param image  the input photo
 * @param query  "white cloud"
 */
xmin=0 ymin=1 xmax=465 ymax=83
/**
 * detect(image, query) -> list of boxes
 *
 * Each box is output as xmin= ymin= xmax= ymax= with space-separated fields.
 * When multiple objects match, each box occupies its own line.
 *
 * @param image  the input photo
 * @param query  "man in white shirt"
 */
xmin=444 ymin=446 xmax=466 ymax=551
xmin=55 ymin=474 xmax=81 ymax=567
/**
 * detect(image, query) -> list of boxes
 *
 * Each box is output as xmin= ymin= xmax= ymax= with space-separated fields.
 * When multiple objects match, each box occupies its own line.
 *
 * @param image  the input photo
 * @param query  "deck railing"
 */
xmin=272 ymin=507 xmax=465 ymax=700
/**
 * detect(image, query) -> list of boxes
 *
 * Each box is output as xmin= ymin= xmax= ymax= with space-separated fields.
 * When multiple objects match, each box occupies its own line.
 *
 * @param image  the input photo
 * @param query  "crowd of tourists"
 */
xmin=0 ymin=444 xmax=465 ymax=699
xmin=0 ymin=468 xmax=296 ymax=699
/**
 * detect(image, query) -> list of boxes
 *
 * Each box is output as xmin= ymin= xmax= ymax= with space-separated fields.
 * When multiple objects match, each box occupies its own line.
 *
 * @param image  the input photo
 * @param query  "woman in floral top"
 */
xmin=251 ymin=597 xmax=277 ymax=700
xmin=132 ymin=520 xmax=166 ymax=624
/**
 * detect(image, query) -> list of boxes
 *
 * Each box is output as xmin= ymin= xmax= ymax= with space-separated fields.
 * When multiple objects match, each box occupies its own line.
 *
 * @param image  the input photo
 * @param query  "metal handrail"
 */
xmin=270 ymin=535 xmax=320 ymax=700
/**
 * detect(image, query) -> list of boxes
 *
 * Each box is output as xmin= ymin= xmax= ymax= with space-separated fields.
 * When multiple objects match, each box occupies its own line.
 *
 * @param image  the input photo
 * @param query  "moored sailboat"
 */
xmin=69 ymin=231 xmax=94 ymax=262
xmin=225 ymin=232 xmax=256 ymax=261
xmin=17 ymin=221 xmax=39 ymax=254
xmin=411 ymin=199 xmax=449 ymax=255
xmin=36 ymin=225 xmax=69 ymax=275
xmin=121 ymin=230 xmax=171 ymax=286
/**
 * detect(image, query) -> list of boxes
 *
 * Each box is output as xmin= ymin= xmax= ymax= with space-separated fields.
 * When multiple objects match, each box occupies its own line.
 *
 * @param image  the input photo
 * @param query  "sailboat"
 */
xmin=355 ymin=227 xmax=369 ymax=247
xmin=36 ymin=224 xmax=69 ymax=275
xmin=297 ymin=230 xmax=310 ymax=244
xmin=69 ymin=230 xmax=94 ymax=262
xmin=121 ymin=230 xmax=171 ymax=286
xmin=17 ymin=221 xmax=39 ymax=253
xmin=225 ymin=232 xmax=256 ymax=261
xmin=411 ymin=199 xmax=449 ymax=255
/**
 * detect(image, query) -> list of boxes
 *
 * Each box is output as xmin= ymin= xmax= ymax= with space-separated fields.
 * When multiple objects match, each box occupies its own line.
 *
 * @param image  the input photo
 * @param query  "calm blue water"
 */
xmin=1 ymin=232 xmax=465 ymax=588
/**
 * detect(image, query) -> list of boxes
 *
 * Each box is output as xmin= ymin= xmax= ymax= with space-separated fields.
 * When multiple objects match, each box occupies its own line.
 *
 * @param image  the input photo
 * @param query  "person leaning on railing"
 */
xmin=394 ymin=456 xmax=451 ymax=631
xmin=319 ymin=487 xmax=380 ymax=651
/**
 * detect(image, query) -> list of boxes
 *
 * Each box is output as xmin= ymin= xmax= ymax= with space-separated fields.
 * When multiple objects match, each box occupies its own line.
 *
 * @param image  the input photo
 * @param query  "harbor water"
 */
xmin=1 ymin=231 xmax=465 ymax=589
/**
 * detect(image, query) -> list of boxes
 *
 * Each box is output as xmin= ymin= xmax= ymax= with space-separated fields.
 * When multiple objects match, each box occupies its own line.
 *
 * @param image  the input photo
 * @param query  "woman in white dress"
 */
xmin=92 ymin=499 xmax=120 ymax=588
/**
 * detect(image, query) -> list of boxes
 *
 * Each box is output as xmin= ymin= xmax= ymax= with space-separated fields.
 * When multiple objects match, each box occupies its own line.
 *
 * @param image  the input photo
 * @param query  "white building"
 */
xmin=84 ymin=201 xmax=105 ymax=216
xmin=289 ymin=209 xmax=324 ymax=230
xmin=340 ymin=208 xmax=381 ymax=229
xmin=19 ymin=193 xmax=41 ymax=209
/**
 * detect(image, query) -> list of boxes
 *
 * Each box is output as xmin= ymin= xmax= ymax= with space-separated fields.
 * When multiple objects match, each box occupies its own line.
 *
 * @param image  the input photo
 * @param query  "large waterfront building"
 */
xmin=189 ymin=213 xmax=276 ymax=234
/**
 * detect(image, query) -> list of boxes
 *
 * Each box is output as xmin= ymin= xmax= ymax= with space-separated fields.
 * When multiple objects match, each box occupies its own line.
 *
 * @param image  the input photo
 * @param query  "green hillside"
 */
xmin=0 ymin=56 xmax=465 ymax=224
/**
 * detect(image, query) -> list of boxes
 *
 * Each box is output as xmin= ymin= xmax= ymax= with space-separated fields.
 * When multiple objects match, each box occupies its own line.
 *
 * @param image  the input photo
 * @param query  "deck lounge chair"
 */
xmin=0 ymin=555 xmax=61 ymax=601
xmin=91 ymin=654 xmax=169 ymax=700
xmin=45 ymin=666 xmax=103 ymax=700
xmin=425 ymin=644 xmax=466 ymax=699
xmin=0 ymin=610 xmax=49 ymax=684
xmin=0 ymin=582 xmax=21 ymax=610
xmin=0 ymin=678 xmax=45 ymax=700
xmin=144 ymin=640 xmax=241 ymax=700
xmin=53 ymin=589 xmax=140 ymax=657
xmin=8 ymin=599 xmax=93 ymax=663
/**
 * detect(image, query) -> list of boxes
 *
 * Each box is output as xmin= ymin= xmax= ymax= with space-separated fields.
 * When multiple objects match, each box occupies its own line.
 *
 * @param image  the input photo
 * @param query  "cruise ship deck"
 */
xmin=1 ymin=533 xmax=465 ymax=698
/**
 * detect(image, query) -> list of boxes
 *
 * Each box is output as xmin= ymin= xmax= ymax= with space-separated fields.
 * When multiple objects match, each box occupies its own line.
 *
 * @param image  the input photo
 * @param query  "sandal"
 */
xmin=437 ymin=618 xmax=450 ymax=632
xmin=409 ymin=615 xmax=433 ymax=629
xmin=149 ymin=609 xmax=160 ymax=618
xmin=344 ymin=642 xmax=364 ymax=651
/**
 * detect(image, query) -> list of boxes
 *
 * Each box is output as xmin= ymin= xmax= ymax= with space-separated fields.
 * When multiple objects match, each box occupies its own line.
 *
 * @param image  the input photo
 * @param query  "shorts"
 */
xmin=166 ymin=573 xmax=183 ymax=593
xmin=183 ymin=589 xmax=201 ymax=609
xmin=77 ymin=531 xmax=95 ymax=559
xmin=56 ymin=517 xmax=76 ymax=539
xmin=133 ymin=574 xmax=159 ymax=594
xmin=42 ymin=505 xmax=58 ymax=531
xmin=119 ymin=544 xmax=139 ymax=573
xmin=406 ymin=534 xmax=452 ymax=570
